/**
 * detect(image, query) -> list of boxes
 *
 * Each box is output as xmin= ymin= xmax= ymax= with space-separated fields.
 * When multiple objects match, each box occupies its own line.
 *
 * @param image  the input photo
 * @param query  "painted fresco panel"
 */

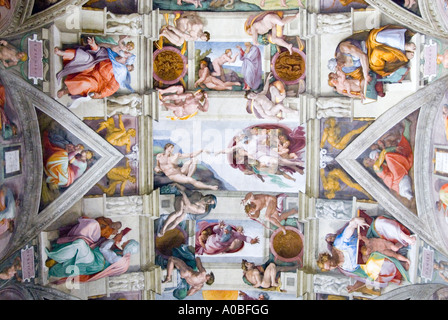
xmin=38 ymin=109 xmax=99 ymax=210
xmin=153 ymin=119 xmax=306 ymax=193
xmin=153 ymin=0 xmax=304 ymax=11
xmin=319 ymin=117 xmax=372 ymax=200
xmin=83 ymin=0 xmax=139 ymax=14
xmin=357 ymin=110 xmax=418 ymax=212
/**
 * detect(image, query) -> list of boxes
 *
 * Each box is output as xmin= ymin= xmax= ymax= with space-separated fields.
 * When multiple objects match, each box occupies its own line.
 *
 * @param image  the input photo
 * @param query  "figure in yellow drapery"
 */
xmin=332 ymin=25 xmax=415 ymax=83
xmin=366 ymin=25 xmax=413 ymax=78
xmin=320 ymin=118 xmax=369 ymax=150
xmin=96 ymin=114 xmax=136 ymax=154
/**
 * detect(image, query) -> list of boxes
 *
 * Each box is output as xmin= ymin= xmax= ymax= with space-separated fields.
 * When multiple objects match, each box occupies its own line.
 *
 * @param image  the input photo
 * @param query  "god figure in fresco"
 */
xmin=218 ymin=124 xmax=305 ymax=185
xmin=317 ymin=213 xmax=415 ymax=293
xmin=195 ymin=221 xmax=260 ymax=255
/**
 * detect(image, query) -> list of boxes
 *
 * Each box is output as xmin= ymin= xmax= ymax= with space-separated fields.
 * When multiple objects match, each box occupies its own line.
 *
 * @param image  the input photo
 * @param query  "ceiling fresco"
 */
xmin=0 ymin=0 xmax=448 ymax=309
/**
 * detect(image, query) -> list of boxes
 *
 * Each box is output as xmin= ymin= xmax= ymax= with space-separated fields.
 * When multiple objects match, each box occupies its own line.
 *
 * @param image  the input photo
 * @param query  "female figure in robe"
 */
xmin=43 ymin=132 xmax=94 ymax=189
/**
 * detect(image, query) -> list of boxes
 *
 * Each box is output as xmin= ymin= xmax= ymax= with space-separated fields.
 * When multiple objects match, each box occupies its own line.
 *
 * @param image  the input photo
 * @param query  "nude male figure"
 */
xmin=195 ymin=60 xmax=240 ymax=91
xmin=259 ymin=0 xmax=304 ymax=8
xmin=211 ymin=49 xmax=239 ymax=80
xmin=162 ymin=256 xmax=214 ymax=296
xmin=242 ymin=260 xmax=279 ymax=288
xmin=246 ymin=12 xmax=300 ymax=55
xmin=242 ymin=192 xmax=297 ymax=234
xmin=155 ymin=143 xmax=218 ymax=190
xmin=242 ymin=260 xmax=296 ymax=289
xmin=328 ymin=72 xmax=365 ymax=100
xmin=0 ymin=40 xmax=27 ymax=68
xmin=157 ymin=85 xmax=209 ymax=118
xmin=245 ymin=72 xmax=296 ymax=120
xmin=160 ymin=13 xmax=210 ymax=47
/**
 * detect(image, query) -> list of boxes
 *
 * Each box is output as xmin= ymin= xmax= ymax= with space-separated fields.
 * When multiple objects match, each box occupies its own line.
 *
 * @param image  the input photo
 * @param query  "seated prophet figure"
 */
xmin=46 ymin=224 xmax=139 ymax=284
xmin=317 ymin=215 xmax=414 ymax=293
xmin=55 ymin=37 xmax=134 ymax=100
xmin=55 ymin=216 xmax=123 ymax=249
xmin=330 ymin=25 xmax=416 ymax=85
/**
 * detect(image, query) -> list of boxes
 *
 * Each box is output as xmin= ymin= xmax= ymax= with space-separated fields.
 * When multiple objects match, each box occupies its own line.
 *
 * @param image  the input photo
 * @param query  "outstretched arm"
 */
xmin=194 ymin=70 xmax=208 ymax=88
xmin=261 ymin=73 xmax=273 ymax=95
xmin=187 ymin=285 xmax=203 ymax=296
xmin=338 ymin=42 xmax=371 ymax=83
xmin=195 ymin=257 xmax=206 ymax=273
xmin=343 ymin=217 xmax=369 ymax=240
xmin=180 ymin=149 xmax=204 ymax=159
xmin=198 ymin=93 xmax=209 ymax=112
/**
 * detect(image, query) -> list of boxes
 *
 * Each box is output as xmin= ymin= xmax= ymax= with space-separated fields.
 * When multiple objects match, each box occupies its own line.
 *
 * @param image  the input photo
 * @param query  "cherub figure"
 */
xmin=0 ymin=40 xmax=27 ymax=68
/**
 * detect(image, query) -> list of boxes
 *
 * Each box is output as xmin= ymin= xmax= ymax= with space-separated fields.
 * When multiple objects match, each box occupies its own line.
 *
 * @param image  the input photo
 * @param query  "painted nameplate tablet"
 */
xmin=21 ymin=245 xmax=36 ymax=282
xmin=28 ymin=35 xmax=44 ymax=85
